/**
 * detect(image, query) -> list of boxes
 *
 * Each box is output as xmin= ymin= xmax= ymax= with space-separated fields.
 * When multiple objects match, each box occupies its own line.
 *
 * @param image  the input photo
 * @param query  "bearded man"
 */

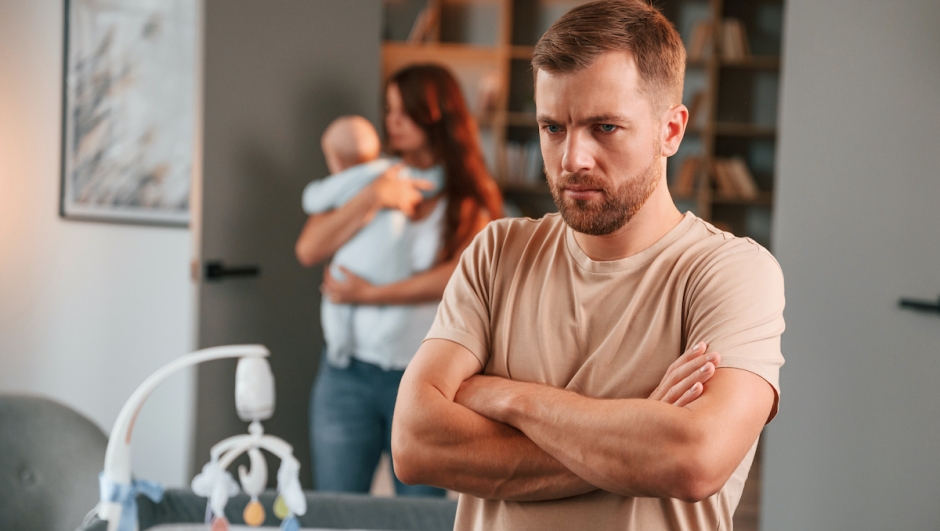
xmin=391 ymin=1 xmax=785 ymax=529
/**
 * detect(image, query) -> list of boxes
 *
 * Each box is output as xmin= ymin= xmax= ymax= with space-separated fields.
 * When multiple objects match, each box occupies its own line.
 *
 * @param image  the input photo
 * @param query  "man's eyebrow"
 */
xmin=535 ymin=113 xmax=633 ymax=126
xmin=536 ymin=114 xmax=558 ymax=125
xmin=580 ymin=113 xmax=632 ymax=125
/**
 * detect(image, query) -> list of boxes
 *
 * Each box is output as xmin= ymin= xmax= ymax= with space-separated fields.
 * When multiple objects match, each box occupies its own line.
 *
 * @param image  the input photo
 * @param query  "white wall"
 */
xmin=0 ymin=0 xmax=195 ymax=487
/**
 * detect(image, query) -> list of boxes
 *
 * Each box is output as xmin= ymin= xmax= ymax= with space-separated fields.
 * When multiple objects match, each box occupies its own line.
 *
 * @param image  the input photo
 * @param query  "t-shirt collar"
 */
xmin=565 ymin=211 xmax=696 ymax=273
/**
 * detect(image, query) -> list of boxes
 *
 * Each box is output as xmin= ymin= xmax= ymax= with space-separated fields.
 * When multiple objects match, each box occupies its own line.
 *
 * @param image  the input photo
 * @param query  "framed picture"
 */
xmin=61 ymin=0 xmax=197 ymax=226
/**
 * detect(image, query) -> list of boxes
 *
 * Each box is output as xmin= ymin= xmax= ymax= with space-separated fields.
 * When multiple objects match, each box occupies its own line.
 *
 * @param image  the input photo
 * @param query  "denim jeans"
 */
xmin=310 ymin=355 xmax=446 ymax=497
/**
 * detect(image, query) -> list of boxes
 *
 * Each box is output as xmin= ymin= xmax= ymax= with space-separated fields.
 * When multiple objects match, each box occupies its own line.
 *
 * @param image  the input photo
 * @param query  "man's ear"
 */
xmin=660 ymin=103 xmax=688 ymax=157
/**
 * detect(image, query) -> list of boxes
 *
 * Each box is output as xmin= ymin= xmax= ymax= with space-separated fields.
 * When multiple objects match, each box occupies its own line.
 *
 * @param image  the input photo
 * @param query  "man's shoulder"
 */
xmin=683 ymin=215 xmax=778 ymax=262
xmin=459 ymin=214 xmax=566 ymax=272
xmin=678 ymin=214 xmax=783 ymax=286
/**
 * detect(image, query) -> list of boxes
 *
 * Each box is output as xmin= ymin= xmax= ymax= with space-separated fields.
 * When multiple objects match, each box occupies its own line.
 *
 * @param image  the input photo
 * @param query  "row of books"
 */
xmin=503 ymin=141 xmax=544 ymax=188
xmin=672 ymin=156 xmax=759 ymax=199
xmin=688 ymin=18 xmax=751 ymax=61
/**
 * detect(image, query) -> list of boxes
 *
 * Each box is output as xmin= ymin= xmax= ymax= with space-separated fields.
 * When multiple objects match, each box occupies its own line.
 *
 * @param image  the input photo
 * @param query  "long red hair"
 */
xmin=385 ymin=64 xmax=503 ymax=261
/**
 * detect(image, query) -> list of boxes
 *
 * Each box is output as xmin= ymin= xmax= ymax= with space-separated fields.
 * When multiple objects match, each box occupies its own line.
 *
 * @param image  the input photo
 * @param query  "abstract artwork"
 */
xmin=61 ymin=0 xmax=197 ymax=226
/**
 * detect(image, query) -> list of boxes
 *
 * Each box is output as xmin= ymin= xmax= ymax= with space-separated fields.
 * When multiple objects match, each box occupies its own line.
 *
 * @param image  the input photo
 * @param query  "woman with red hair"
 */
xmin=295 ymin=64 xmax=502 ymax=496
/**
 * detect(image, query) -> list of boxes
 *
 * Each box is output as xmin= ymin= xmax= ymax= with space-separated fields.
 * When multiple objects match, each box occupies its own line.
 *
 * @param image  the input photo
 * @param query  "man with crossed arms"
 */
xmin=392 ymin=1 xmax=785 ymax=529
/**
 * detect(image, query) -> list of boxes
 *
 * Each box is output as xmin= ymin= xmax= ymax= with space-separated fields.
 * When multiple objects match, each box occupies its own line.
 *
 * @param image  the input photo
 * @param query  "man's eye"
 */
xmin=545 ymin=124 xmax=561 ymax=134
xmin=599 ymin=124 xmax=618 ymax=133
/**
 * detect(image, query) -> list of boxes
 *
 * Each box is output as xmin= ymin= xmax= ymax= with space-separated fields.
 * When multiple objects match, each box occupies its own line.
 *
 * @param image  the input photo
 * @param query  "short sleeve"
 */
xmin=686 ymin=243 xmax=786 ymax=421
xmin=424 ymin=223 xmax=498 ymax=368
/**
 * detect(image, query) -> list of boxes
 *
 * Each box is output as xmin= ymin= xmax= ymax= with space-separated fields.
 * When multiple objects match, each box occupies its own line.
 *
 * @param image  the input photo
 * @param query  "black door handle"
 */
xmin=898 ymin=295 xmax=940 ymax=314
xmin=205 ymin=261 xmax=261 ymax=281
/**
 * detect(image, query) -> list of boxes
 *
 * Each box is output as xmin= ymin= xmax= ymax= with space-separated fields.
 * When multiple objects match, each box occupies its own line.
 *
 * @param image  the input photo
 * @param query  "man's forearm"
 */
xmin=392 ymin=379 xmax=596 ymax=501
xmin=458 ymin=370 xmax=772 ymax=503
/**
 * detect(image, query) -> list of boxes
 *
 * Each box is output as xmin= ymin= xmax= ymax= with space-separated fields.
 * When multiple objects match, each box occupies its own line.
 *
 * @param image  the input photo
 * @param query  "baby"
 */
xmin=302 ymin=115 xmax=445 ymax=367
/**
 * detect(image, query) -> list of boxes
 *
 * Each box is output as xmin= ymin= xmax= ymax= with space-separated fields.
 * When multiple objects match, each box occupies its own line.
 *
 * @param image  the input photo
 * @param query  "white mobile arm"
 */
xmin=99 ymin=344 xmax=270 ymax=531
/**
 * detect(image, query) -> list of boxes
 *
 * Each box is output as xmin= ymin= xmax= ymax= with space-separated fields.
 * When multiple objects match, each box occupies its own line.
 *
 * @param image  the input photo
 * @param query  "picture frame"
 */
xmin=60 ymin=0 xmax=197 ymax=226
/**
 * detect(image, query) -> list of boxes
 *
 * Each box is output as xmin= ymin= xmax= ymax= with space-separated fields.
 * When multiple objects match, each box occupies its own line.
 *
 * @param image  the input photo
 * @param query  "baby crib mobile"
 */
xmin=97 ymin=345 xmax=306 ymax=531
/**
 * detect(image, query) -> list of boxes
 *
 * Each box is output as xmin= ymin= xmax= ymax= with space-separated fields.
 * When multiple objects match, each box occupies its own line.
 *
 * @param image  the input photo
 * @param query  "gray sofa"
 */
xmin=0 ymin=394 xmax=107 ymax=531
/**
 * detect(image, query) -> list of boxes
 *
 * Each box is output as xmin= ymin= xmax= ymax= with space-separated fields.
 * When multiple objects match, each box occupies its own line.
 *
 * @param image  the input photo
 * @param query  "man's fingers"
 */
xmin=674 ymin=382 xmax=703 ymax=408
xmin=661 ymin=358 xmax=718 ymax=404
xmin=665 ymin=351 xmax=719 ymax=390
xmin=670 ymin=342 xmax=707 ymax=369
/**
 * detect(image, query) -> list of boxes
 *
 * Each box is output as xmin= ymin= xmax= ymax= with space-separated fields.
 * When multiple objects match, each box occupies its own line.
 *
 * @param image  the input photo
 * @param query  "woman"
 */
xmin=295 ymin=64 xmax=503 ymax=496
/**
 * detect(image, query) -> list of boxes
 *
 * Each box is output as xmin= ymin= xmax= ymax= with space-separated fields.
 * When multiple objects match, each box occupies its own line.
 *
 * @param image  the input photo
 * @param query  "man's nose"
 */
xmin=561 ymin=131 xmax=595 ymax=174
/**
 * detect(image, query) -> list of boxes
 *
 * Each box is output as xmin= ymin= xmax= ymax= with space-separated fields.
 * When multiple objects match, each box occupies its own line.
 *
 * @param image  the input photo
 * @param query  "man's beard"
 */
xmin=548 ymin=153 xmax=662 ymax=236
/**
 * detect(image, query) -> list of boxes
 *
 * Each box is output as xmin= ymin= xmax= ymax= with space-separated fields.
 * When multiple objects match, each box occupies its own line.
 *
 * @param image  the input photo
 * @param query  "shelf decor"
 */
xmin=60 ymin=0 xmax=196 ymax=226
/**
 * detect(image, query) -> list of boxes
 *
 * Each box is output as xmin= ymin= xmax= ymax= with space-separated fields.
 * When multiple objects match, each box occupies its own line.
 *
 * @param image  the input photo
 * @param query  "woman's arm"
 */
xmin=323 ymin=258 xmax=459 ymax=305
xmin=321 ymin=205 xmax=492 ymax=304
xmin=294 ymin=166 xmax=432 ymax=267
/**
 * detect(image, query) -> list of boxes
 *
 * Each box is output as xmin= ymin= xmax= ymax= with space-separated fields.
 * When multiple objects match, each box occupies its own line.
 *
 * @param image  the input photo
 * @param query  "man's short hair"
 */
xmin=532 ymin=0 xmax=686 ymax=113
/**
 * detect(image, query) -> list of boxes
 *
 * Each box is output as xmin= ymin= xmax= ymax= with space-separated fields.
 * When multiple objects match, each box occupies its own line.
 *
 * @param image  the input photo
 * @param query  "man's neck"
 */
xmin=571 ymin=182 xmax=685 ymax=262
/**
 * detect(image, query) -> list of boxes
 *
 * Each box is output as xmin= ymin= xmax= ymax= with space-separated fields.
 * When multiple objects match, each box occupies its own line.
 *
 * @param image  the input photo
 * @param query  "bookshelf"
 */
xmin=381 ymin=0 xmax=785 ymax=248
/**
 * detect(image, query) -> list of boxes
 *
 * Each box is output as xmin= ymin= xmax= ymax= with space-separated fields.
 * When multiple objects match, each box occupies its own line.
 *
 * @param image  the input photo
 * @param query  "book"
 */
xmin=688 ymin=21 xmax=714 ymax=61
xmin=720 ymin=19 xmax=750 ymax=60
xmin=727 ymin=156 xmax=759 ymax=199
xmin=673 ymin=156 xmax=701 ymax=197
xmin=711 ymin=157 xmax=759 ymax=199
xmin=711 ymin=159 xmax=739 ymax=198
xmin=407 ymin=6 xmax=438 ymax=43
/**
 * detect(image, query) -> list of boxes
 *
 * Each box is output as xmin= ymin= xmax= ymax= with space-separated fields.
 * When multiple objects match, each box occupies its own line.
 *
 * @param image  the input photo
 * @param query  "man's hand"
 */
xmin=456 ymin=342 xmax=721 ymax=422
xmin=321 ymin=266 xmax=376 ymax=303
xmin=648 ymin=342 xmax=721 ymax=406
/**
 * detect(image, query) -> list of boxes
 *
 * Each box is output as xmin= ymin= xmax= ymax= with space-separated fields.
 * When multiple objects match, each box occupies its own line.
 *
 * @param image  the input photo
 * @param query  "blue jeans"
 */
xmin=310 ymin=355 xmax=446 ymax=497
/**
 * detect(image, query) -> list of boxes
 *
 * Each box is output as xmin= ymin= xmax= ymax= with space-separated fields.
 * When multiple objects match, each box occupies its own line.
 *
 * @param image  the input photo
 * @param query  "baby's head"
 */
xmin=321 ymin=115 xmax=381 ymax=174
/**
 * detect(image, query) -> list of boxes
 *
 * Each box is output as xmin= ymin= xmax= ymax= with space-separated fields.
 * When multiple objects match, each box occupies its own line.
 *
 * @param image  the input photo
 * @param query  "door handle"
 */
xmin=898 ymin=295 xmax=940 ymax=314
xmin=204 ymin=261 xmax=261 ymax=281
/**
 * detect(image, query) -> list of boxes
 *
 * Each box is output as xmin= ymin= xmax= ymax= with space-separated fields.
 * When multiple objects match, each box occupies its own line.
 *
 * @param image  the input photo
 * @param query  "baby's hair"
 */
xmin=321 ymin=115 xmax=381 ymax=172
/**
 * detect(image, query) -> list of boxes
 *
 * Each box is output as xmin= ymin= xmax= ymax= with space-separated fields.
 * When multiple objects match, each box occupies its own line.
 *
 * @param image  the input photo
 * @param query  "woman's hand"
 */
xmin=370 ymin=164 xmax=434 ymax=218
xmin=321 ymin=266 xmax=377 ymax=304
xmin=648 ymin=342 xmax=721 ymax=407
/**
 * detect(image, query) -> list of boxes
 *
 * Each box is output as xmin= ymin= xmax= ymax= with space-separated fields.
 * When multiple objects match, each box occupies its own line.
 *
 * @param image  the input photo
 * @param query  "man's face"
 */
xmin=536 ymin=51 xmax=664 ymax=236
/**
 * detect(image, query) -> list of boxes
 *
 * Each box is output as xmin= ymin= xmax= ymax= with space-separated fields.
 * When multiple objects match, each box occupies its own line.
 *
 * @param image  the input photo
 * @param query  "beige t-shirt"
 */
xmin=425 ymin=212 xmax=785 ymax=531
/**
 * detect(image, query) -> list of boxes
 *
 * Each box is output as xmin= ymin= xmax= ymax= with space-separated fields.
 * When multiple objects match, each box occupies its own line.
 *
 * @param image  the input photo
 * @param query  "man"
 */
xmin=391 ymin=1 xmax=785 ymax=529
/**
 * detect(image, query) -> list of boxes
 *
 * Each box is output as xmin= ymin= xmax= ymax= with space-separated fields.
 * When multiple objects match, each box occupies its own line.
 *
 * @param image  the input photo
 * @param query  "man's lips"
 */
xmin=563 ymin=185 xmax=604 ymax=200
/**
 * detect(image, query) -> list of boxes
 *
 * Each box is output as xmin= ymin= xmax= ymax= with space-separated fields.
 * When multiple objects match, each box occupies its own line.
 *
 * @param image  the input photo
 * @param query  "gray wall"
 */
xmin=763 ymin=0 xmax=940 ymax=529
xmin=195 ymin=0 xmax=383 ymax=489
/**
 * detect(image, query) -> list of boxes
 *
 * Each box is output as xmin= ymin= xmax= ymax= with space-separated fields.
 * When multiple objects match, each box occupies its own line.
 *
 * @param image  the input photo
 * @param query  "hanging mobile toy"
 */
xmin=95 ymin=345 xmax=305 ymax=531
xmin=190 ymin=356 xmax=307 ymax=531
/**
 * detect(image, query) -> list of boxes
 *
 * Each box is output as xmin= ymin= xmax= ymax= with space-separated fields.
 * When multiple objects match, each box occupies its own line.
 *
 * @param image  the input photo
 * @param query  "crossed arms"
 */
xmin=391 ymin=339 xmax=774 ymax=503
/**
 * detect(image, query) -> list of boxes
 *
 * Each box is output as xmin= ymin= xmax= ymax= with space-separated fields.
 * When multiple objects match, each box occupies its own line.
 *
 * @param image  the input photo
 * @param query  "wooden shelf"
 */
xmin=510 ymin=45 xmax=535 ymax=60
xmin=714 ymin=122 xmax=777 ymax=137
xmin=720 ymin=55 xmax=781 ymax=69
xmin=711 ymin=191 xmax=774 ymax=206
xmin=382 ymin=42 xmax=501 ymax=64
